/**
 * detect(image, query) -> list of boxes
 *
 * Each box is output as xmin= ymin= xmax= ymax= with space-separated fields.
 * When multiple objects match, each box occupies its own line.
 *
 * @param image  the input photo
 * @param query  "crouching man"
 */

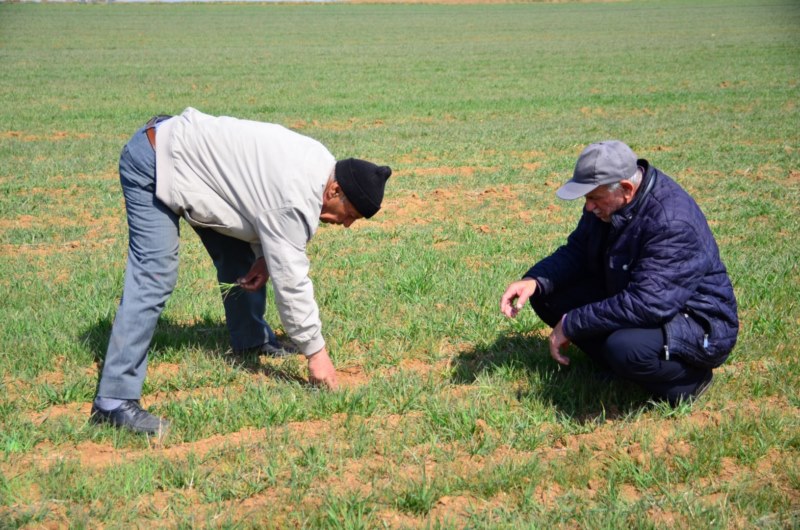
xmin=500 ymin=140 xmax=738 ymax=405
xmin=92 ymin=107 xmax=392 ymax=434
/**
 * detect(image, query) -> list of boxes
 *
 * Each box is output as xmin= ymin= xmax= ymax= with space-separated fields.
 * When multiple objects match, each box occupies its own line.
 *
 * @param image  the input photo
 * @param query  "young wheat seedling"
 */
xmin=219 ymin=281 xmax=241 ymax=300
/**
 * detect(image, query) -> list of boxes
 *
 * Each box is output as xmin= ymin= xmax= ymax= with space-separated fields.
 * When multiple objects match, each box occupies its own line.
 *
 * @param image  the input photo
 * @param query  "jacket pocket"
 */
xmin=667 ymin=312 xmax=722 ymax=369
xmin=180 ymin=192 xmax=229 ymax=230
xmin=183 ymin=209 xmax=227 ymax=230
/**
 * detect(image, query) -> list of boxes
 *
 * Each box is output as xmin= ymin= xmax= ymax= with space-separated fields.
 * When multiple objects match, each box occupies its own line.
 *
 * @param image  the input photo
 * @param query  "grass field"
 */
xmin=1 ymin=0 xmax=799 ymax=527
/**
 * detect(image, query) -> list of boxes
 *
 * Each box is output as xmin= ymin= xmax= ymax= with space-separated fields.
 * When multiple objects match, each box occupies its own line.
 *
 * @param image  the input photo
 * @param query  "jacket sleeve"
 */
xmin=563 ymin=218 xmax=710 ymax=341
xmin=525 ymin=214 xmax=592 ymax=296
xmin=255 ymin=207 xmax=325 ymax=356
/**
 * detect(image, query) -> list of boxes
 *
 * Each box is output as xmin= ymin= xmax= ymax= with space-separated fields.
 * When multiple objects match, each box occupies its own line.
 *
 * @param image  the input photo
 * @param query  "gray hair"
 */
xmin=605 ymin=167 xmax=642 ymax=192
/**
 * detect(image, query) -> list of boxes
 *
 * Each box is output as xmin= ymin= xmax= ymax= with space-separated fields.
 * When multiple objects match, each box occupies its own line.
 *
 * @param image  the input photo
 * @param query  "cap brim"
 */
xmin=556 ymin=181 xmax=599 ymax=200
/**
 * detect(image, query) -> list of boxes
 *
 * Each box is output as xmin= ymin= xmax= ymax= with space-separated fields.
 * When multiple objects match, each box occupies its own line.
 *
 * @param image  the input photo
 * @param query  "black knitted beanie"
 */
xmin=334 ymin=158 xmax=392 ymax=218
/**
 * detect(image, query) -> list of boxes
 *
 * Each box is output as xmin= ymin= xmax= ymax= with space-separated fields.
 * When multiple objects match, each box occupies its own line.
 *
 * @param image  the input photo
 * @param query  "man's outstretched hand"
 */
xmin=549 ymin=316 xmax=571 ymax=366
xmin=307 ymin=347 xmax=339 ymax=390
xmin=500 ymin=278 xmax=538 ymax=318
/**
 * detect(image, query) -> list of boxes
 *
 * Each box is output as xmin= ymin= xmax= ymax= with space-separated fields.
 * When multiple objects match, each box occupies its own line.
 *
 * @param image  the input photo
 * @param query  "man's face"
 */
xmin=583 ymin=184 xmax=629 ymax=223
xmin=320 ymin=182 xmax=363 ymax=227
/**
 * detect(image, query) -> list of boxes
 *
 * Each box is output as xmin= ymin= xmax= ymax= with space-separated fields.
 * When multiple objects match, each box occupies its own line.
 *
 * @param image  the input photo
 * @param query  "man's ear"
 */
xmin=323 ymin=179 xmax=341 ymax=200
xmin=620 ymin=179 xmax=636 ymax=198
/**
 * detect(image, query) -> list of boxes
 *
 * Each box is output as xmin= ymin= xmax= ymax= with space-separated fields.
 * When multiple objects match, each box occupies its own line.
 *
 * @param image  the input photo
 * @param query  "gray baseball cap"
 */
xmin=556 ymin=140 xmax=638 ymax=200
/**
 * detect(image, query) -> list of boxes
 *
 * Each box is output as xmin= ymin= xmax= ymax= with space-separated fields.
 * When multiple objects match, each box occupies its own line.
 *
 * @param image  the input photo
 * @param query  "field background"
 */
xmin=1 ymin=0 xmax=799 ymax=527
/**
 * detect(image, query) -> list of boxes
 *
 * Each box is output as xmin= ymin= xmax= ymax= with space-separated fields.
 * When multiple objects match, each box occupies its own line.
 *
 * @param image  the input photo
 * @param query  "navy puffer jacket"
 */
xmin=526 ymin=161 xmax=738 ymax=368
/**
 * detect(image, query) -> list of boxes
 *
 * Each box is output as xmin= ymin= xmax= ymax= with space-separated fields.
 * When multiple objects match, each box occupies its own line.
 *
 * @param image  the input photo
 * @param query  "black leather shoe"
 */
xmin=666 ymin=371 xmax=714 ymax=407
xmin=90 ymin=400 xmax=169 ymax=435
xmin=693 ymin=370 xmax=714 ymax=400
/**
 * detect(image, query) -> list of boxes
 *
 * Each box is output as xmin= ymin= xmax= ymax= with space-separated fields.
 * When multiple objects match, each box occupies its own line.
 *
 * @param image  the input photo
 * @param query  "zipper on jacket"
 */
xmin=663 ymin=325 xmax=671 ymax=361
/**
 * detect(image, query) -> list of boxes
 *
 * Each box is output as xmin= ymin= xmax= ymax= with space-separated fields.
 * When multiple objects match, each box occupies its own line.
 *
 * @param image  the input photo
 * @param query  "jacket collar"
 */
xmin=610 ymin=159 xmax=656 ymax=230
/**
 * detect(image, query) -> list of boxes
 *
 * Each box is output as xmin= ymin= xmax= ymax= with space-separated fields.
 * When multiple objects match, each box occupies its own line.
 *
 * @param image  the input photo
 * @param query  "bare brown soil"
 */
xmin=380 ymin=183 xmax=569 ymax=230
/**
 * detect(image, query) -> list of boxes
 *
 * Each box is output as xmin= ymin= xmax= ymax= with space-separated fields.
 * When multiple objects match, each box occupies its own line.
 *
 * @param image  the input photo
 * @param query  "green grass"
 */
xmin=1 ymin=0 xmax=799 ymax=527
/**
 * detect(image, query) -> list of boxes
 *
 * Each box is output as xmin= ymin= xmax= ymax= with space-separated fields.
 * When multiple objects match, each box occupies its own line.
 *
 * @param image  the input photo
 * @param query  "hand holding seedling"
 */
xmin=307 ymin=347 xmax=339 ymax=390
xmin=499 ymin=278 xmax=538 ymax=318
xmin=549 ymin=316 xmax=571 ymax=366
xmin=237 ymin=257 xmax=269 ymax=292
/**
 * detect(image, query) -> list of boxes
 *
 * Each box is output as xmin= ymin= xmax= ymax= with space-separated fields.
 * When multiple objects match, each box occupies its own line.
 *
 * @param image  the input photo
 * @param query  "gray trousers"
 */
xmin=96 ymin=121 xmax=274 ymax=400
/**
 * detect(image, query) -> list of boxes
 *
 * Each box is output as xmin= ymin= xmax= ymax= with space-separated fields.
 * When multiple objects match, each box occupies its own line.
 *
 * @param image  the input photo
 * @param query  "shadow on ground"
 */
xmin=451 ymin=332 xmax=651 ymax=422
xmin=81 ymin=319 xmax=651 ymax=421
xmin=79 ymin=316 xmax=307 ymax=391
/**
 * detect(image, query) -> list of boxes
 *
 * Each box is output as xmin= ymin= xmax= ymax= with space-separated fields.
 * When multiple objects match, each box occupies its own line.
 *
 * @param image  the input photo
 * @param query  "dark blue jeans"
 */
xmin=97 ymin=120 xmax=275 ymax=400
xmin=531 ymin=279 xmax=711 ymax=404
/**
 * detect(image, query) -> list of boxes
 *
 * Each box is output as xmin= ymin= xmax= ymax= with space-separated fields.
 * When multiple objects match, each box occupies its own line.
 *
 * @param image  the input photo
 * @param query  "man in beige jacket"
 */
xmin=92 ymin=108 xmax=392 ymax=435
